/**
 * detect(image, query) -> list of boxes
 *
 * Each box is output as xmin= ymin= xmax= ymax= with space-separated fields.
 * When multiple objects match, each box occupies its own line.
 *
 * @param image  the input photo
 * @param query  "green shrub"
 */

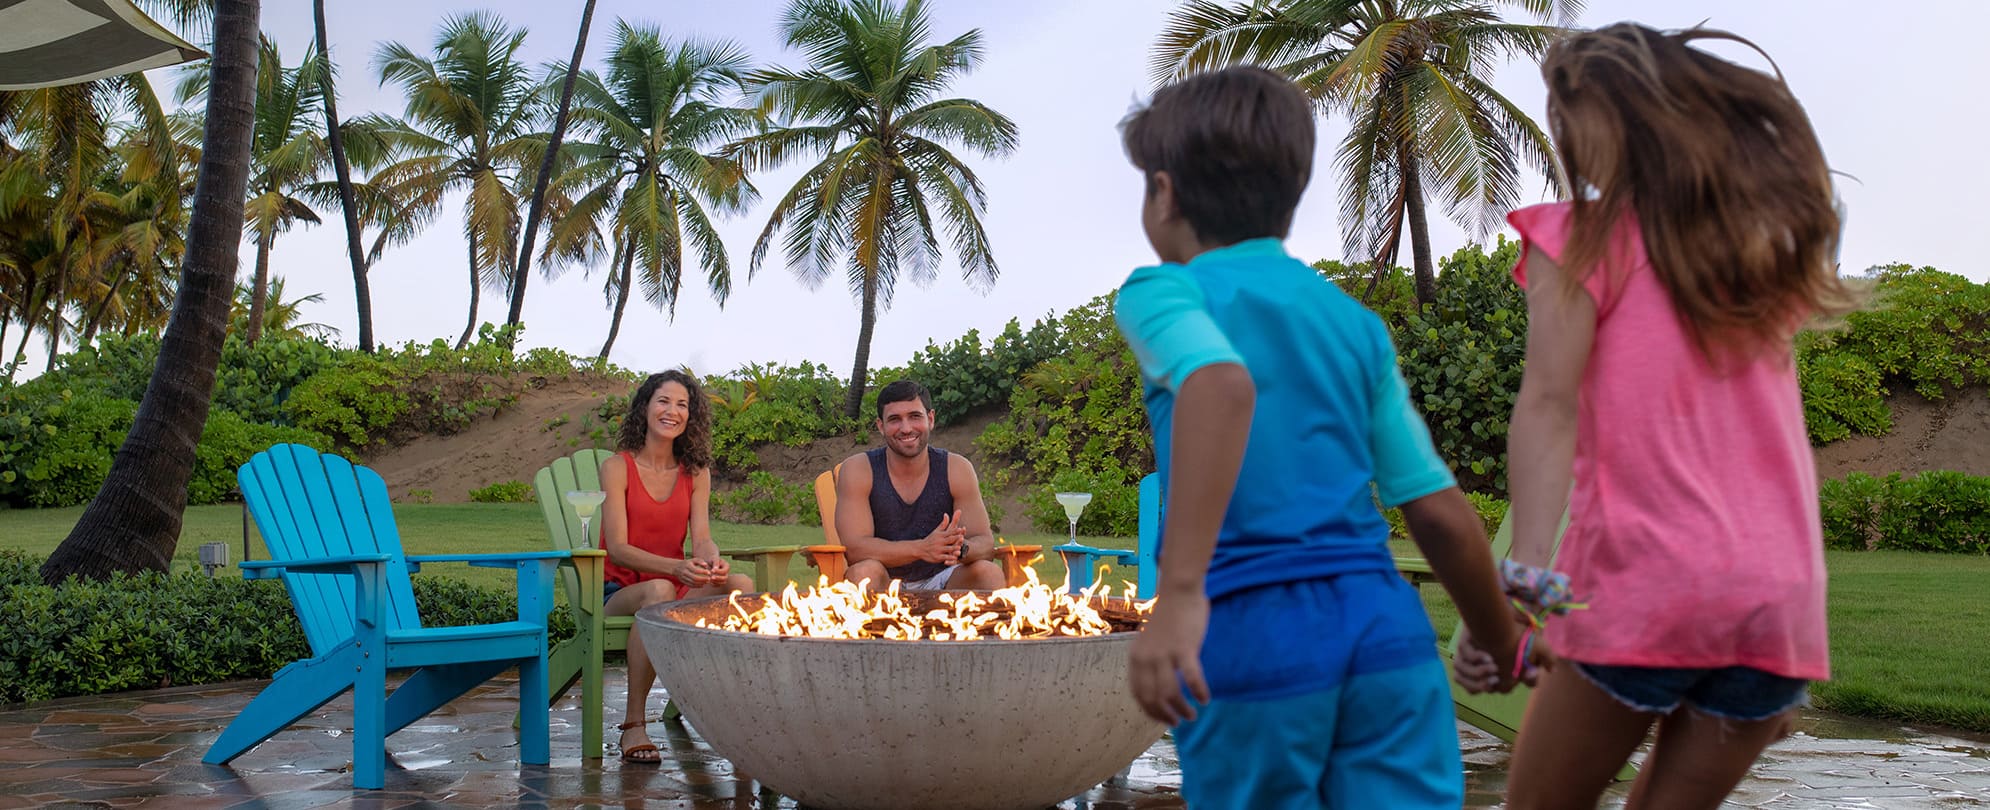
xmin=468 ymin=480 xmax=534 ymax=504
xmin=1317 ymin=258 xmax=1418 ymax=328
xmin=1020 ymin=467 xmax=1142 ymax=538
xmin=0 ymin=549 xmax=575 ymax=704
xmin=1797 ymin=346 xmax=1893 ymax=444
xmin=0 ymin=383 xmax=325 ymax=508
xmin=48 ymin=332 xmax=339 ymax=426
xmin=905 ymin=317 xmax=1067 ymax=425
xmin=1392 ymin=239 xmax=1528 ymax=496
xmin=283 ymin=354 xmax=408 ymax=448
xmin=0 ymin=386 xmax=138 ymax=507
xmin=706 ymin=362 xmax=851 ymax=473
xmin=980 ymin=294 xmax=1153 ymax=534
xmin=1819 ymin=471 xmax=1990 ymax=554
xmin=713 ymin=471 xmax=813 ymax=524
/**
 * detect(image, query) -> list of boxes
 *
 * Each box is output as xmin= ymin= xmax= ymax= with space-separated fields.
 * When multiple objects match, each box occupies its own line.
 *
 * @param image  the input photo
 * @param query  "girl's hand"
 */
xmin=1452 ymin=628 xmax=1502 ymax=694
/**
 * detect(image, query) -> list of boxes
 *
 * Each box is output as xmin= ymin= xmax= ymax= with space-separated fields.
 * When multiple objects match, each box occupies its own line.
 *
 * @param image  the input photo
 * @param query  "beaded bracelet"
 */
xmin=1499 ymin=559 xmax=1586 ymax=679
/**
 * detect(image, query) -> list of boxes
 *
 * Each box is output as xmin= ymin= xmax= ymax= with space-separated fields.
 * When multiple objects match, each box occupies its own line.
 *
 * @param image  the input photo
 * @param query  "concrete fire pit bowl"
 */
xmin=636 ymin=592 xmax=1165 ymax=810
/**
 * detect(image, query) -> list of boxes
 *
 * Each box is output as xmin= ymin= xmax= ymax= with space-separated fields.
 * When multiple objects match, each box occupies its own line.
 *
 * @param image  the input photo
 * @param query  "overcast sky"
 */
xmin=27 ymin=0 xmax=1990 ymax=378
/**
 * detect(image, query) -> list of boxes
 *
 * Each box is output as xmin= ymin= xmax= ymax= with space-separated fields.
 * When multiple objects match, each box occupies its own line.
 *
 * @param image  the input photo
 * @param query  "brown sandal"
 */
xmin=616 ymin=720 xmax=661 ymax=765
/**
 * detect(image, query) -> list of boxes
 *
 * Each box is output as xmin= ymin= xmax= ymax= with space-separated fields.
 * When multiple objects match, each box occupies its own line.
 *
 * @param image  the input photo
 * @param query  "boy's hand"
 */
xmin=1453 ymin=622 xmax=1555 ymax=693
xmin=1127 ymin=590 xmax=1212 ymax=725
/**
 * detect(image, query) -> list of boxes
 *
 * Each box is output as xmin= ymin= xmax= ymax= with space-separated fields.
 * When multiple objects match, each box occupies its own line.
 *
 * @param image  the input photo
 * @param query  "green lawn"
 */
xmin=0 ymin=503 xmax=1142 ymax=596
xmin=5 ymin=505 xmax=1985 ymax=732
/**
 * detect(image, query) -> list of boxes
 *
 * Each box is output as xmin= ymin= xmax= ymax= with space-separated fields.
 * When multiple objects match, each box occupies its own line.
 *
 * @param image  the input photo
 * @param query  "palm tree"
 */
xmin=179 ymin=40 xmax=333 ymax=346
xmin=505 ymin=0 xmax=598 ymax=337
xmin=370 ymin=12 xmax=546 ymax=349
xmin=728 ymin=0 xmax=1018 ymax=418
xmin=43 ymin=0 xmax=262 ymax=583
xmin=231 ymin=275 xmax=341 ymax=340
xmin=549 ymin=24 xmax=758 ymax=360
xmin=0 ymin=66 xmax=182 ymax=374
xmin=314 ymin=0 xmax=375 ymax=352
xmin=1151 ymin=0 xmax=1576 ymax=306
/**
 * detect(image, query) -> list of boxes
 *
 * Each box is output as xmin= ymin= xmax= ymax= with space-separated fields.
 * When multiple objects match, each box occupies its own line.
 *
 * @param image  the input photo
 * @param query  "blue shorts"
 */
xmin=1574 ymin=662 xmax=1810 ymax=721
xmin=602 ymin=580 xmax=622 ymax=604
xmin=1174 ymin=660 xmax=1461 ymax=809
xmin=1173 ymin=572 xmax=1459 ymax=809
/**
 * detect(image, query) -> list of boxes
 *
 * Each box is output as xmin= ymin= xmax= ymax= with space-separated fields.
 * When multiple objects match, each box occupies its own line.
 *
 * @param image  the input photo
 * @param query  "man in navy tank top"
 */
xmin=833 ymin=380 xmax=1008 ymax=592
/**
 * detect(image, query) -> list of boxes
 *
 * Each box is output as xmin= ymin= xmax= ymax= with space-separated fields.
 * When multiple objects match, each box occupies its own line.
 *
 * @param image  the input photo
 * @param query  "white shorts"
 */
xmin=898 ymin=564 xmax=959 ymax=591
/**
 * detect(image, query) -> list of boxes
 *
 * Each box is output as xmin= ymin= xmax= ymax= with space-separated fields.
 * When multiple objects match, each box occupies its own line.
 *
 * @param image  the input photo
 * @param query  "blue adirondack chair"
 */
xmin=1053 ymin=474 xmax=1160 ymax=597
xmin=203 ymin=444 xmax=569 ymax=789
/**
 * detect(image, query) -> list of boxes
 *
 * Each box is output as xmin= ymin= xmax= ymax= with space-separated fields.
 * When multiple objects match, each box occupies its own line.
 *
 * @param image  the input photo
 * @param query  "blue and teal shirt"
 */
xmin=1115 ymin=238 xmax=1457 ymax=698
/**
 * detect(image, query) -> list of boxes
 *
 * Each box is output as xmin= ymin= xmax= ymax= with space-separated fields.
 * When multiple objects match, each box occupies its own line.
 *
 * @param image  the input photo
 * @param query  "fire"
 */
xmin=697 ymin=562 xmax=1155 ymax=640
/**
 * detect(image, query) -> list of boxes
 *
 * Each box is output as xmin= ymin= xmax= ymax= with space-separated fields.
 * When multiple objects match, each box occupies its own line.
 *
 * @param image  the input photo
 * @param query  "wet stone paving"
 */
xmin=0 ymin=671 xmax=1984 ymax=809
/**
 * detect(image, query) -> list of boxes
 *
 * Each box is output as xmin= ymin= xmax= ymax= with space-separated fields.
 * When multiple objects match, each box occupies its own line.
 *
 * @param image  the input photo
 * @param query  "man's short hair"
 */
xmin=1121 ymin=66 xmax=1316 ymax=246
xmin=875 ymin=379 xmax=933 ymax=420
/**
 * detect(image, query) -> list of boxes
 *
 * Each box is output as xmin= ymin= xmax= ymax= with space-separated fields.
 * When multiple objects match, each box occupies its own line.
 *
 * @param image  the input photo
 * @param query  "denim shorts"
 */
xmin=1574 ymin=662 xmax=1810 ymax=721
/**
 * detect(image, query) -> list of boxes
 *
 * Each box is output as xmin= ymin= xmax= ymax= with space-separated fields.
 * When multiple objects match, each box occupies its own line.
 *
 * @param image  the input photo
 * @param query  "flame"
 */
xmin=696 ymin=562 xmax=1155 ymax=640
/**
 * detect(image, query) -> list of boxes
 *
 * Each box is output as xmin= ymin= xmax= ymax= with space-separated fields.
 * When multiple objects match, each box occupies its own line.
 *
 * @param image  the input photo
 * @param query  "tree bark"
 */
xmin=82 ymin=261 xmax=133 ymax=345
xmin=42 ymin=0 xmax=262 ymax=584
xmin=1402 ymin=144 xmax=1436 ymax=309
xmin=316 ymin=0 xmax=374 ymax=353
xmin=457 ymin=228 xmax=480 ymax=349
xmin=245 ymin=225 xmax=271 ymax=344
xmin=505 ymin=0 xmax=597 ymax=341
xmin=598 ymin=241 xmax=631 ymax=360
xmin=843 ymin=272 xmax=878 ymax=419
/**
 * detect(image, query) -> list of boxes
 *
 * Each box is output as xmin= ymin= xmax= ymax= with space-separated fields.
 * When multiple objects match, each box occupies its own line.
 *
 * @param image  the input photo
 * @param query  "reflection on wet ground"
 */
xmin=0 ymin=671 xmax=1982 ymax=808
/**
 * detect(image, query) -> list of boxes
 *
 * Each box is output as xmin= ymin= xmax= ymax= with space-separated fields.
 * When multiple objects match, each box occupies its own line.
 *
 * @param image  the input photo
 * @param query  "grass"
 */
xmin=5 ymin=505 xmax=1985 ymax=733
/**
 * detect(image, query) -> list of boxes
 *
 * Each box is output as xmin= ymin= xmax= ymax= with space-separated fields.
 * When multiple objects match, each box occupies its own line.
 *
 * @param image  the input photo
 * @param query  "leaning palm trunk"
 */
xmin=43 ymin=0 xmax=263 ymax=584
xmin=457 ymin=230 xmax=480 ymax=349
xmin=506 ymin=0 xmax=597 ymax=337
xmin=844 ymin=274 xmax=879 ymax=419
xmin=599 ymin=242 xmax=633 ymax=360
xmin=246 ymin=226 xmax=272 ymax=343
xmin=316 ymin=0 xmax=374 ymax=353
xmin=1401 ymin=145 xmax=1437 ymax=308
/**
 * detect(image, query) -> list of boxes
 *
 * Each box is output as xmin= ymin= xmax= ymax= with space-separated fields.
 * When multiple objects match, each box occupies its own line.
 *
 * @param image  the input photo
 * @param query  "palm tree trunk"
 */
xmin=44 ymin=308 xmax=62 ymax=373
xmin=245 ymin=226 xmax=272 ymax=344
xmin=316 ymin=0 xmax=374 ymax=353
xmin=42 ymin=0 xmax=262 ymax=584
xmin=457 ymin=229 xmax=480 ymax=349
xmin=506 ymin=0 xmax=597 ymax=340
xmin=843 ymin=272 xmax=879 ymax=419
xmin=1402 ymin=145 xmax=1436 ymax=308
xmin=83 ymin=263 xmax=133 ymax=345
xmin=599 ymin=241 xmax=632 ymax=360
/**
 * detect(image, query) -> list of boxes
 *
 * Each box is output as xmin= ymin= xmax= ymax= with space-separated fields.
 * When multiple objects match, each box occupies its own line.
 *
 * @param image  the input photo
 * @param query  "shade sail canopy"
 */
xmin=0 ymin=0 xmax=205 ymax=90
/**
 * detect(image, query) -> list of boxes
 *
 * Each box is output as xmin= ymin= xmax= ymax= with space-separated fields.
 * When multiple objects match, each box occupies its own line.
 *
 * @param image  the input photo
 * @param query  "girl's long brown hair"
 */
xmin=1543 ymin=23 xmax=1861 ymax=361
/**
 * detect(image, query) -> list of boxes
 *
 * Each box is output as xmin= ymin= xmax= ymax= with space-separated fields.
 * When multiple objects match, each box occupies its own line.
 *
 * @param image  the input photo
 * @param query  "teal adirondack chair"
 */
xmin=532 ymin=448 xmax=673 ymax=759
xmin=204 ymin=444 xmax=568 ymax=790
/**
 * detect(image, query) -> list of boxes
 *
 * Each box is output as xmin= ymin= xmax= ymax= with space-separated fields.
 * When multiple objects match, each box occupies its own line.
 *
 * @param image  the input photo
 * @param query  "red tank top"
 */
xmin=604 ymin=451 xmax=691 ymax=589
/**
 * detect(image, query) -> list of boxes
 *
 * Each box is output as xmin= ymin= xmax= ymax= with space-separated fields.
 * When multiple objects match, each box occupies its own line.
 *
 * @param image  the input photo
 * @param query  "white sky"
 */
xmin=23 ymin=0 xmax=1990 ymax=378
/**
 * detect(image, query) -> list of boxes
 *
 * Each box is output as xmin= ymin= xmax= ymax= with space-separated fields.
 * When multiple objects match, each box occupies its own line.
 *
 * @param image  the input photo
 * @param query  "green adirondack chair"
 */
xmin=1400 ymin=507 xmax=1636 ymax=781
xmin=536 ymin=448 xmax=676 ymax=759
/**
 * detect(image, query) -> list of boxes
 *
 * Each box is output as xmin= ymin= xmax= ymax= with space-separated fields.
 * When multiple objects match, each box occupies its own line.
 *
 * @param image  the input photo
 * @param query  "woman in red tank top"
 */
xmin=599 ymin=370 xmax=752 ymax=763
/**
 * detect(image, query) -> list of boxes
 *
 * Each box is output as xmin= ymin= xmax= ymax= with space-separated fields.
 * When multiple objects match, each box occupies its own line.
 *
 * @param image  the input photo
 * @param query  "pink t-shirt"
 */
xmin=1508 ymin=202 xmax=1829 ymax=681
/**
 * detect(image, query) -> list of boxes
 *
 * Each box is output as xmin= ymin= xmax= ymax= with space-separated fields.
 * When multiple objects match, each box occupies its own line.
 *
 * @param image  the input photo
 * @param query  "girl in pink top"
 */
xmin=1454 ymin=23 xmax=1862 ymax=810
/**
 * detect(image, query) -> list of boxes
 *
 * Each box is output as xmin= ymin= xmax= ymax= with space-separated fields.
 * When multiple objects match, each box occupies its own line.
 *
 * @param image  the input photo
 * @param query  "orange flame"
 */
xmin=697 ymin=565 xmax=1155 ymax=640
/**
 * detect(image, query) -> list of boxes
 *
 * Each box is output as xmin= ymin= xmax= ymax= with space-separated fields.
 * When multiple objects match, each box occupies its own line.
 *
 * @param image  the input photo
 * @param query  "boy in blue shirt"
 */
xmin=1116 ymin=66 xmax=1538 ymax=808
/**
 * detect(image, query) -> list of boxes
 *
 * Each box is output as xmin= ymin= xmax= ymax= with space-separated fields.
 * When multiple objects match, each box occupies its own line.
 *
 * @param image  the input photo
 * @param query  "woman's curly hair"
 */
xmin=616 ymin=369 xmax=712 ymax=472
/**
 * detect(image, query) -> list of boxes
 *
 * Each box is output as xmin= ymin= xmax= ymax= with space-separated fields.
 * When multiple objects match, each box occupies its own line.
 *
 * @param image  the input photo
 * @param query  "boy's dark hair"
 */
xmin=875 ymin=379 xmax=933 ymax=420
xmin=1121 ymin=66 xmax=1315 ymax=245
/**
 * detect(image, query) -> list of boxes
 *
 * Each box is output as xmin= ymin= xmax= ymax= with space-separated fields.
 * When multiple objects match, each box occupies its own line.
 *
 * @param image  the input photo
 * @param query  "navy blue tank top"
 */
xmin=867 ymin=446 xmax=954 ymax=581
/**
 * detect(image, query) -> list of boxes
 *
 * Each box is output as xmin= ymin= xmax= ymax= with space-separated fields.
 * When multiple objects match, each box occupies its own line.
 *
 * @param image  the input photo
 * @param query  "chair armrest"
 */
xmin=724 ymin=545 xmax=803 ymax=557
xmin=240 ymin=555 xmax=390 ymax=578
xmin=405 ymin=550 xmax=573 ymax=570
xmin=1052 ymin=544 xmax=1136 ymax=563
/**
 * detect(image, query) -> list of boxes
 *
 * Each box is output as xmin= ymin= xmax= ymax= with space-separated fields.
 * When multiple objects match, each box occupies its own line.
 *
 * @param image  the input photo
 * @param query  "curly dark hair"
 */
xmin=617 ymin=370 xmax=712 ymax=472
